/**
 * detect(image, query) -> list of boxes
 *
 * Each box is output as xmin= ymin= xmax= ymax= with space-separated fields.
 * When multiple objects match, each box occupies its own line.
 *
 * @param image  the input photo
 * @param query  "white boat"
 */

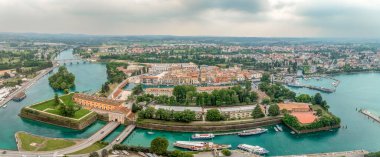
xmin=238 ymin=128 xmax=268 ymax=136
xmin=237 ymin=144 xmax=269 ymax=154
xmin=173 ymin=141 xmax=231 ymax=151
xmin=147 ymin=131 xmax=155 ymax=135
xmin=276 ymin=125 xmax=283 ymax=132
xmin=274 ymin=127 xmax=279 ymax=132
xmin=2 ymin=105 xmax=7 ymax=108
xmin=191 ymin=133 xmax=215 ymax=140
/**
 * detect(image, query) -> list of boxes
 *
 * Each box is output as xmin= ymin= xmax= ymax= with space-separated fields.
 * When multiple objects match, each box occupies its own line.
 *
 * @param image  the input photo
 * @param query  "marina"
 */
xmin=1 ymin=49 xmax=380 ymax=156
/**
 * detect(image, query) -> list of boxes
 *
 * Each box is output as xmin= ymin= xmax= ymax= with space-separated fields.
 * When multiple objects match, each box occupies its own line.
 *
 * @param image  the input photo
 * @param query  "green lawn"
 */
xmin=17 ymin=132 xmax=76 ymax=151
xmin=68 ymin=141 xmax=108 ymax=155
xmin=30 ymin=93 xmax=91 ymax=119
xmin=311 ymin=105 xmax=332 ymax=117
xmin=60 ymin=93 xmax=75 ymax=106
xmin=30 ymin=99 xmax=57 ymax=111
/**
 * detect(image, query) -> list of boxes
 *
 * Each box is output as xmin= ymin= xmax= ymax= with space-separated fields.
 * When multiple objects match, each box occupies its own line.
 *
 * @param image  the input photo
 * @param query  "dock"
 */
xmin=359 ymin=109 xmax=380 ymax=123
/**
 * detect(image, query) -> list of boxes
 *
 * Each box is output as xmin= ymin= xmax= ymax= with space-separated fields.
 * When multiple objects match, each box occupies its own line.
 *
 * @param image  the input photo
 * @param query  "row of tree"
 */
xmin=138 ymin=107 xmax=196 ymax=122
xmin=295 ymin=93 xmax=329 ymax=109
xmin=113 ymin=137 xmax=193 ymax=157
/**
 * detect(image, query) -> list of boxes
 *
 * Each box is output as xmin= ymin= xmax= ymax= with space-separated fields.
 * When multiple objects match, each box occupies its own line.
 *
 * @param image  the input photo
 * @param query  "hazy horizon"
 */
xmin=1 ymin=0 xmax=379 ymax=38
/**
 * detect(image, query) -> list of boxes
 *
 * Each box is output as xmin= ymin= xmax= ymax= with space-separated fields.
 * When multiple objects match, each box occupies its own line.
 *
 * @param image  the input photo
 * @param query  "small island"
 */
xmin=48 ymin=66 xmax=75 ymax=92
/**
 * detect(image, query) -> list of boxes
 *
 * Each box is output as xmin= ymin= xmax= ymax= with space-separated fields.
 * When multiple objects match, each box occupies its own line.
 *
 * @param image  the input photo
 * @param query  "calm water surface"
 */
xmin=124 ymin=73 xmax=380 ymax=156
xmin=0 ymin=49 xmax=107 ymax=150
xmin=1 ymin=50 xmax=380 ymax=155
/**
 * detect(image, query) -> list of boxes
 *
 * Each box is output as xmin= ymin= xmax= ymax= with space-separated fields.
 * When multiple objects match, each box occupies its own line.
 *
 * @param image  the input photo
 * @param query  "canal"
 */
xmin=1 ymin=49 xmax=380 ymax=156
xmin=0 ymin=49 xmax=107 ymax=150
xmin=122 ymin=73 xmax=380 ymax=156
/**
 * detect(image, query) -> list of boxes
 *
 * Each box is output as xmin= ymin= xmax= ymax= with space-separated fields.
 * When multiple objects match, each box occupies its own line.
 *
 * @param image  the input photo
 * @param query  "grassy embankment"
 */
xmin=29 ymin=93 xmax=91 ymax=119
xmin=68 ymin=141 xmax=108 ymax=155
xmin=16 ymin=132 xmax=78 ymax=151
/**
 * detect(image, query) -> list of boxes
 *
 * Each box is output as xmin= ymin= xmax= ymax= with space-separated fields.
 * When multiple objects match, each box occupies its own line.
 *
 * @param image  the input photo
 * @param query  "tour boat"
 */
xmin=276 ymin=125 xmax=283 ymax=132
xmin=238 ymin=128 xmax=268 ymax=136
xmin=237 ymin=144 xmax=269 ymax=155
xmin=191 ymin=133 xmax=215 ymax=140
xmin=173 ymin=141 xmax=231 ymax=151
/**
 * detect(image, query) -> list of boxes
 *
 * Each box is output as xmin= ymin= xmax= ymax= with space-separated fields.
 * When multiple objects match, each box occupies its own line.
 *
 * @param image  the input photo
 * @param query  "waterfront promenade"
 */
xmin=0 ymin=62 xmax=59 ymax=107
xmin=0 ymin=122 xmax=120 ymax=156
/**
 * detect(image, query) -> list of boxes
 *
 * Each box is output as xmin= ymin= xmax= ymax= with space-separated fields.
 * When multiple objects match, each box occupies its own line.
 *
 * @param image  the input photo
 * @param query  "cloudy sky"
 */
xmin=0 ymin=0 xmax=379 ymax=37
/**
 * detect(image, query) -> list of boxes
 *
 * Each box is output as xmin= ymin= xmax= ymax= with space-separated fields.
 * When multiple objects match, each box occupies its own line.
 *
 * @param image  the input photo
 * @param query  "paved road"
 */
xmin=108 ymin=79 xmax=129 ymax=99
xmin=0 ymin=122 xmax=120 ymax=157
xmin=0 ymin=62 xmax=59 ymax=107
xmin=110 ymin=125 xmax=135 ymax=145
xmin=57 ymin=124 xmax=136 ymax=157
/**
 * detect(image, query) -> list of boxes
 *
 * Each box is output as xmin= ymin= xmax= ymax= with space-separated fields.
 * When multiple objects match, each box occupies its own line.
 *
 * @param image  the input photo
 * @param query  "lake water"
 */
xmin=1 ymin=49 xmax=380 ymax=156
xmin=0 ymin=49 xmax=107 ymax=150
xmin=123 ymin=73 xmax=380 ymax=156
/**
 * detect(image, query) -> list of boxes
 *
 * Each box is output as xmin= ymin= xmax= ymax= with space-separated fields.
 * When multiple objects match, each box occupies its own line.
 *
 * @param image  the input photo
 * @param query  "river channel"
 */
xmin=1 ymin=49 xmax=380 ymax=156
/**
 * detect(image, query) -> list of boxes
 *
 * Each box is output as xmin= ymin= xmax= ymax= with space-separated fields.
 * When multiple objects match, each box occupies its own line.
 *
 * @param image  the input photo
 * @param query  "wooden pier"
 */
xmin=359 ymin=109 xmax=380 ymax=123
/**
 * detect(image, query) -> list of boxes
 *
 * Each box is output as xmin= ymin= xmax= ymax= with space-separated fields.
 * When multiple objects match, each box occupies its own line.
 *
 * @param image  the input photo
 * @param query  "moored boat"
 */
xmin=276 ymin=125 xmax=283 ymax=132
xmin=173 ymin=141 xmax=231 ymax=151
xmin=274 ymin=127 xmax=279 ymax=132
xmin=191 ymin=133 xmax=215 ymax=140
xmin=238 ymin=128 xmax=268 ymax=136
xmin=237 ymin=144 xmax=269 ymax=154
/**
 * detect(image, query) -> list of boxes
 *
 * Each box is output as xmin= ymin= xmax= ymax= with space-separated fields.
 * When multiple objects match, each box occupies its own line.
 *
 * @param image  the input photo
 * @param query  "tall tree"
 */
xmin=252 ymin=105 xmax=265 ymax=119
xmin=150 ymin=137 xmax=169 ymax=155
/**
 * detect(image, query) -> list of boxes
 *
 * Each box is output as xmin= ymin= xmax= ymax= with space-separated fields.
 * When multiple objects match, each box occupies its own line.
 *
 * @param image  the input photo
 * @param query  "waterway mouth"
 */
xmin=0 ymin=49 xmax=107 ymax=150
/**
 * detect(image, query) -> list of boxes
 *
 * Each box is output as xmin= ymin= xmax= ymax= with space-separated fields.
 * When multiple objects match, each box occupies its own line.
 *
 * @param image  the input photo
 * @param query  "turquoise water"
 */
xmin=124 ymin=73 xmax=380 ymax=156
xmin=103 ymin=125 xmax=126 ymax=143
xmin=0 ymin=49 xmax=108 ymax=150
xmin=2 ymin=49 xmax=380 ymax=155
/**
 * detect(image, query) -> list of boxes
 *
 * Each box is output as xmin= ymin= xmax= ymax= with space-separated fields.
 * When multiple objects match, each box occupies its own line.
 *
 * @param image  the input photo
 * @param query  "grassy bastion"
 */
xmin=19 ymin=93 xmax=97 ymax=130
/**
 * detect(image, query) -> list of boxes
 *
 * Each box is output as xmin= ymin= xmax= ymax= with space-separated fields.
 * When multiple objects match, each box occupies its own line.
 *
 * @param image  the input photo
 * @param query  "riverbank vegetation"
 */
xmin=48 ymin=66 xmax=75 ymax=91
xmin=138 ymin=107 xmax=196 ymax=122
xmin=99 ymin=62 xmax=127 ymax=96
xmin=113 ymin=142 xmax=194 ymax=157
xmin=16 ymin=132 xmax=77 ymax=151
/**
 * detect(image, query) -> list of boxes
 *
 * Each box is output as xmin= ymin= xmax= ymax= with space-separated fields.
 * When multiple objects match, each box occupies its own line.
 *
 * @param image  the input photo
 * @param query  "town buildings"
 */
xmin=140 ymin=63 xmax=260 ymax=85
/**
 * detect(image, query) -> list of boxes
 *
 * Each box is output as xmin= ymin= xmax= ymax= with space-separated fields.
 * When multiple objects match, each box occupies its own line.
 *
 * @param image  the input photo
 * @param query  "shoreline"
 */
xmin=0 ymin=62 xmax=59 ymax=107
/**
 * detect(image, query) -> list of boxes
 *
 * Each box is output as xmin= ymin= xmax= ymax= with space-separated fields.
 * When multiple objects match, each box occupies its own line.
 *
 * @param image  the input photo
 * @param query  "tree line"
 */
xmin=135 ymin=84 xmax=258 ymax=107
